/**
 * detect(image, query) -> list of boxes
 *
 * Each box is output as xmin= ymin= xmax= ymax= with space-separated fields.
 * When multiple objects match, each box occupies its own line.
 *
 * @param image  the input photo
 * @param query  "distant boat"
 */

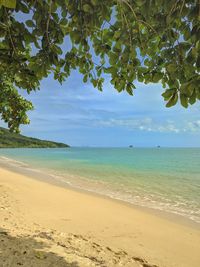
xmin=157 ymin=145 xmax=161 ymax=148
xmin=129 ymin=145 xmax=133 ymax=148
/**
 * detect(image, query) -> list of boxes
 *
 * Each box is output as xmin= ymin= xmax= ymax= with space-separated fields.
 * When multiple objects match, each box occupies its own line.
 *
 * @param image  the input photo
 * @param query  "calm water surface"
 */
xmin=0 ymin=147 xmax=200 ymax=223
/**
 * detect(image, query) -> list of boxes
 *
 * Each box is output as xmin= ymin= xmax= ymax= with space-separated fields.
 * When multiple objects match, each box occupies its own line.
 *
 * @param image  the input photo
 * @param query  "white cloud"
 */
xmin=94 ymin=117 xmax=200 ymax=134
xmin=186 ymin=120 xmax=200 ymax=132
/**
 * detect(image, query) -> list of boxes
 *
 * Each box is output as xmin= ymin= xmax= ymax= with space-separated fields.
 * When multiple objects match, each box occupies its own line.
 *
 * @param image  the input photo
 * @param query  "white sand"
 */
xmin=0 ymin=166 xmax=200 ymax=267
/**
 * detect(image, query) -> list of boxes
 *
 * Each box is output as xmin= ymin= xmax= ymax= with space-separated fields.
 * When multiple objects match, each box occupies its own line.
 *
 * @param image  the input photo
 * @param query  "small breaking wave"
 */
xmin=0 ymin=155 xmax=200 ymax=225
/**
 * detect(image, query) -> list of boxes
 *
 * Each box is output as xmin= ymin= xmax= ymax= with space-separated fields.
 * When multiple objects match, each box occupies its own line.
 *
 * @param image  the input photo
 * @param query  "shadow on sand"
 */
xmin=0 ymin=227 xmax=79 ymax=267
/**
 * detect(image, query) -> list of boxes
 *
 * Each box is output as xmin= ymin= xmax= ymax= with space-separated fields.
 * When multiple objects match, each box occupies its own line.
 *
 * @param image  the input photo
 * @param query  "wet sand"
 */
xmin=0 ymin=166 xmax=200 ymax=267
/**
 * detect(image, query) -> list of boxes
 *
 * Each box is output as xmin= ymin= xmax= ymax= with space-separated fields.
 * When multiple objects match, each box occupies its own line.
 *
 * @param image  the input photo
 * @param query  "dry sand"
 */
xmin=0 ymin=166 xmax=200 ymax=267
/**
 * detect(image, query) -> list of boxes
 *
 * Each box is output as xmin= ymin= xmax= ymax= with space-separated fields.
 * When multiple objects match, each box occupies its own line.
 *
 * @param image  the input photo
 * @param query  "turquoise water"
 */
xmin=0 ymin=148 xmax=200 ymax=223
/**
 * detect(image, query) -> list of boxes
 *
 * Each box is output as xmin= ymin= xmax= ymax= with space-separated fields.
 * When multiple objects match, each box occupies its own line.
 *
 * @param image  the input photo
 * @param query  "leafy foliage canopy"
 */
xmin=0 ymin=0 xmax=200 ymax=132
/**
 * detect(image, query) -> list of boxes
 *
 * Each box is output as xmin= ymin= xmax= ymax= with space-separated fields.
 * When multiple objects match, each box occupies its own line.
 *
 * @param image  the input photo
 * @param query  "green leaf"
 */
xmin=51 ymin=45 xmax=62 ymax=55
xmin=166 ymin=93 xmax=178 ymax=107
xmin=0 ymin=0 xmax=16 ymax=8
xmin=70 ymin=31 xmax=81 ymax=44
xmin=109 ymin=52 xmax=118 ymax=65
xmin=83 ymin=4 xmax=91 ymax=12
xmin=83 ymin=74 xmax=88 ymax=83
xmin=114 ymin=31 xmax=121 ymax=39
xmin=197 ymin=55 xmax=200 ymax=68
xmin=26 ymin=20 xmax=35 ymax=27
xmin=91 ymin=78 xmax=98 ymax=87
xmin=180 ymin=93 xmax=188 ymax=108
xmin=126 ymin=84 xmax=133 ymax=95
xmin=162 ymin=89 xmax=176 ymax=100
xmin=189 ymin=91 xmax=196 ymax=105
xmin=152 ymin=72 xmax=162 ymax=83
xmin=91 ymin=0 xmax=98 ymax=5
xmin=167 ymin=63 xmax=177 ymax=73
xmin=61 ymin=9 xmax=67 ymax=17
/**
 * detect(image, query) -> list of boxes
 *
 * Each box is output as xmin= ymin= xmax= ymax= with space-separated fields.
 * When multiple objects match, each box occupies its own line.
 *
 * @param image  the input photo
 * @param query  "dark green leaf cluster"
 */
xmin=0 ymin=0 xmax=199 ymax=131
xmin=0 ymin=75 xmax=33 ymax=133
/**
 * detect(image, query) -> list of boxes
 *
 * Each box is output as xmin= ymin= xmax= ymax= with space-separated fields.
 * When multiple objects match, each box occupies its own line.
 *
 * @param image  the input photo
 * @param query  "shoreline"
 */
xmin=0 ymin=156 xmax=199 ymax=231
xmin=0 ymin=162 xmax=200 ymax=266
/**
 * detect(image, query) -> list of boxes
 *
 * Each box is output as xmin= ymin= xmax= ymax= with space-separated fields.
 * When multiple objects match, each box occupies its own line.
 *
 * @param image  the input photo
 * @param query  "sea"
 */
xmin=0 ymin=147 xmax=199 ymax=224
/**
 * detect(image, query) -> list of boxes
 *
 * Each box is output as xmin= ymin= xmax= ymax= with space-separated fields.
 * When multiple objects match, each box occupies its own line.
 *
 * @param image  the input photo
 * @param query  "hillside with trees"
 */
xmin=0 ymin=127 xmax=69 ymax=148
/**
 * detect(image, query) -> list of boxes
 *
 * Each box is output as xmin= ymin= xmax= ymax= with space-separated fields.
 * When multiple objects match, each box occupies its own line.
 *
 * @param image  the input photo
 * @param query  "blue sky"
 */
xmin=1 ymin=71 xmax=199 ymax=147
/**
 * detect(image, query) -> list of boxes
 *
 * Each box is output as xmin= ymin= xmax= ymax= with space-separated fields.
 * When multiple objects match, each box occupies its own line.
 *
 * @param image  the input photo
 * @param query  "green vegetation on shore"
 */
xmin=0 ymin=127 xmax=69 ymax=148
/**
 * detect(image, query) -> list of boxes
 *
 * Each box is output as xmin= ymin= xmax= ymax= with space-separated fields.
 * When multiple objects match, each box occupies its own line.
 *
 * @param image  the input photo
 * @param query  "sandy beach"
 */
xmin=0 ymin=165 xmax=200 ymax=267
